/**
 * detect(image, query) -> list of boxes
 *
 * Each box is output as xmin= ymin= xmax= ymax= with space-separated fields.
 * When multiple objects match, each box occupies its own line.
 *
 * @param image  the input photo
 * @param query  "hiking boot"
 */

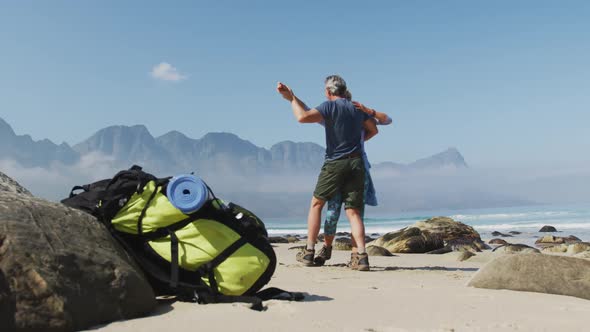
xmin=313 ymin=245 xmax=332 ymax=266
xmin=349 ymin=252 xmax=370 ymax=271
xmin=296 ymin=248 xmax=315 ymax=266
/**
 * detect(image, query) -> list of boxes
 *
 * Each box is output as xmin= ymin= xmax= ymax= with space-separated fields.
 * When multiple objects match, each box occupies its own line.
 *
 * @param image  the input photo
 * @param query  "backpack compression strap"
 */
xmin=197 ymin=287 xmax=305 ymax=311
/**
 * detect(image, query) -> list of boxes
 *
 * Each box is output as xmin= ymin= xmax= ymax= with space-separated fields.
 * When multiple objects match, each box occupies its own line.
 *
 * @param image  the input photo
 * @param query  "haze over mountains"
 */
xmin=0 ymin=117 xmax=534 ymax=217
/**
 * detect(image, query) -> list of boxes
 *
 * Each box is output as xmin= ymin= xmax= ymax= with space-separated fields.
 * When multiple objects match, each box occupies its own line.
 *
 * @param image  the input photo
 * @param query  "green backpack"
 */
xmin=62 ymin=165 xmax=302 ymax=310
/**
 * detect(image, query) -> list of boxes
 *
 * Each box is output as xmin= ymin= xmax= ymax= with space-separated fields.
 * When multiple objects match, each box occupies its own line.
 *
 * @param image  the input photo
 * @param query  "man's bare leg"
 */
xmin=345 ymin=207 xmax=366 ymax=254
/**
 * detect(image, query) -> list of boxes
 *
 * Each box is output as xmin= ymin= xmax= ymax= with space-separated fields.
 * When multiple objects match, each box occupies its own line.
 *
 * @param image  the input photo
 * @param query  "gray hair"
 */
xmin=325 ymin=75 xmax=347 ymax=97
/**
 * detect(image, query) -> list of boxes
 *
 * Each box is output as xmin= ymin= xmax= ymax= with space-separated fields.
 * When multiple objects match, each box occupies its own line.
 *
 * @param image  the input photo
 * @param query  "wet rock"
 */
xmin=268 ymin=236 xmax=289 ymax=244
xmin=336 ymin=232 xmax=350 ymax=236
xmin=367 ymin=246 xmax=393 ymax=257
xmin=334 ymin=238 xmax=353 ymax=251
xmin=508 ymin=231 xmax=522 ymax=235
xmin=539 ymin=225 xmax=557 ymax=232
xmin=0 ymin=183 xmax=156 ymax=331
xmin=285 ymin=236 xmax=300 ymax=243
xmin=492 ymin=244 xmax=540 ymax=254
xmin=318 ymin=233 xmax=325 ymax=241
xmin=468 ymin=254 xmax=590 ymax=301
xmin=489 ymin=238 xmax=508 ymax=245
xmin=491 ymin=231 xmax=512 ymax=237
xmin=372 ymin=217 xmax=488 ymax=254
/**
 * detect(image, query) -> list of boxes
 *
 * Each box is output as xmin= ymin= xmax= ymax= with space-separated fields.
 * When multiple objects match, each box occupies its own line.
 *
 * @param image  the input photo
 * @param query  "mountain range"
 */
xmin=2 ymin=117 xmax=533 ymax=217
xmin=0 ymin=117 xmax=467 ymax=176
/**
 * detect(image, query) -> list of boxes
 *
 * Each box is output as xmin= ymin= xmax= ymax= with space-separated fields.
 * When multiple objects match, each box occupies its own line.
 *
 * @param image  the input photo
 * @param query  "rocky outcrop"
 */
xmin=539 ymin=225 xmax=557 ymax=232
xmin=371 ymin=217 xmax=488 ymax=254
xmin=492 ymin=244 xmax=540 ymax=254
xmin=542 ymin=244 xmax=568 ymax=253
xmin=367 ymin=246 xmax=393 ymax=257
xmin=567 ymin=242 xmax=590 ymax=255
xmin=0 ymin=171 xmax=32 ymax=196
xmin=0 ymin=181 xmax=156 ymax=331
xmin=535 ymin=235 xmax=581 ymax=248
xmin=468 ymin=254 xmax=590 ymax=301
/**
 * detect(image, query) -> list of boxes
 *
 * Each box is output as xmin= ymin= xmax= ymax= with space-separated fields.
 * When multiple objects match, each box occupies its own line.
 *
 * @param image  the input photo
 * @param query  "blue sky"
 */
xmin=1 ymin=1 xmax=589 ymax=168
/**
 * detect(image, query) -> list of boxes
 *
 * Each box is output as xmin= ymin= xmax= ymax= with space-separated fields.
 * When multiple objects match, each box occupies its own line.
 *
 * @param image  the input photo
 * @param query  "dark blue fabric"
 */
xmin=316 ymin=98 xmax=370 ymax=161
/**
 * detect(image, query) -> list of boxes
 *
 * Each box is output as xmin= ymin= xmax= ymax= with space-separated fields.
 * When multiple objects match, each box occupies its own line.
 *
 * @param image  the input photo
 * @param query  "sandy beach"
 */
xmin=88 ymin=243 xmax=590 ymax=332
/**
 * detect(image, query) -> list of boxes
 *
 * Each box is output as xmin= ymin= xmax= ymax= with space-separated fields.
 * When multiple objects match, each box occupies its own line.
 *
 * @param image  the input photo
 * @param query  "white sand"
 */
xmin=89 ymin=244 xmax=590 ymax=332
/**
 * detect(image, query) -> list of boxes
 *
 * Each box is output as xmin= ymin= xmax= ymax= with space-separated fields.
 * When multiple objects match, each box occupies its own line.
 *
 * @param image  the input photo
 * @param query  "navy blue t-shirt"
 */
xmin=316 ymin=98 xmax=370 ymax=161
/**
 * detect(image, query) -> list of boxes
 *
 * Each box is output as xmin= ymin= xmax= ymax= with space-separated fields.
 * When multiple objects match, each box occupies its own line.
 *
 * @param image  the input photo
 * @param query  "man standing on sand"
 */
xmin=277 ymin=75 xmax=378 ymax=271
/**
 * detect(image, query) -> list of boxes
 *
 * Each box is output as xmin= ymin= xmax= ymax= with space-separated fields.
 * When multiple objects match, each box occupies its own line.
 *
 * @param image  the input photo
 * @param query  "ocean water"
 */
xmin=264 ymin=203 xmax=590 ymax=245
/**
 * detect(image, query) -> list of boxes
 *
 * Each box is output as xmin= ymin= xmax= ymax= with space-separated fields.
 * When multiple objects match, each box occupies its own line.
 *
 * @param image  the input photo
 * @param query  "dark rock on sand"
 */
xmin=372 ymin=217 xmax=488 ymax=254
xmin=318 ymin=233 xmax=325 ymax=241
xmin=539 ymin=225 xmax=557 ymax=232
xmin=489 ymin=238 xmax=508 ymax=245
xmin=336 ymin=232 xmax=350 ymax=236
xmin=508 ymin=231 xmax=522 ymax=235
xmin=269 ymin=236 xmax=289 ymax=244
xmin=468 ymin=254 xmax=590 ymax=301
xmin=492 ymin=243 xmax=540 ymax=254
xmin=334 ymin=237 xmax=353 ymax=251
xmin=367 ymin=246 xmax=393 ymax=257
xmin=285 ymin=236 xmax=300 ymax=243
xmin=0 ymin=182 xmax=156 ymax=331
xmin=491 ymin=231 xmax=512 ymax=237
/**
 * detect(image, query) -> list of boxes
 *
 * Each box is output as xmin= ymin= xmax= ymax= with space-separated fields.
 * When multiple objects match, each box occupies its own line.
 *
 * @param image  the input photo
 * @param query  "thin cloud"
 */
xmin=150 ymin=62 xmax=187 ymax=82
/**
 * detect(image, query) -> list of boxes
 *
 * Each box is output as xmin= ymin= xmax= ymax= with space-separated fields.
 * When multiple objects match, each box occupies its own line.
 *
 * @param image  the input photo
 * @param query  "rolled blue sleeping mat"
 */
xmin=166 ymin=174 xmax=210 ymax=214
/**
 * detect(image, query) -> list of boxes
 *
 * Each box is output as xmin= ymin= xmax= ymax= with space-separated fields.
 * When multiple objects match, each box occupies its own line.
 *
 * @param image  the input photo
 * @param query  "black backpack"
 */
xmin=62 ymin=165 xmax=302 ymax=310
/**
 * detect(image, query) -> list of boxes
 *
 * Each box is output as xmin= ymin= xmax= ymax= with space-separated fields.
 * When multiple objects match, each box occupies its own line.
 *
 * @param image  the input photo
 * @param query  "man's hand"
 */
xmin=277 ymin=82 xmax=294 ymax=101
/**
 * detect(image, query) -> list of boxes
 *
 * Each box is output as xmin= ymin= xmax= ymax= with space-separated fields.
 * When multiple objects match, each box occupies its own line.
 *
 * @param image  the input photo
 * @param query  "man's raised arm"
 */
xmin=277 ymin=82 xmax=323 ymax=123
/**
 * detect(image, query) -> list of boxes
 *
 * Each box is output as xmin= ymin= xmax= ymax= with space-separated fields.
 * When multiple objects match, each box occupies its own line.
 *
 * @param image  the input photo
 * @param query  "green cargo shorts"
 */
xmin=313 ymin=157 xmax=365 ymax=210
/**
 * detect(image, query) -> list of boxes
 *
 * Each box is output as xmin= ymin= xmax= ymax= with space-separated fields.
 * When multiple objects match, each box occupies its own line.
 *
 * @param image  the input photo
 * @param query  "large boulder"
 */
xmin=535 ymin=235 xmax=581 ymax=248
xmin=366 ymin=246 xmax=393 ymax=257
xmin=492 ymin=244 xmax=540 ymax=254
xmin=0 ymin=183 xmax=156 ymax=331
xmin=539 ymin=225 xmax=557 ymax=232
xmin=567 ymin=242 xmax=590 ymax=255
xmin=468 ymin=254 xmax=590 ymax=301
xmin=371 ymin=217 xmax=488 ymax=254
